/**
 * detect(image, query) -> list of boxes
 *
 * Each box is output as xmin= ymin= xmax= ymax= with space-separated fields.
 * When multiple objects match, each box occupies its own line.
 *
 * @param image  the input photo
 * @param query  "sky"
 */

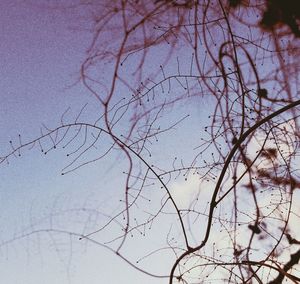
xmin=0 ymin=2 xmax=203 ymax=283
xmin=0 ymin=1 xmax=165 ymax=283
xmin=1 ymin=1 xmax=300 ymax=284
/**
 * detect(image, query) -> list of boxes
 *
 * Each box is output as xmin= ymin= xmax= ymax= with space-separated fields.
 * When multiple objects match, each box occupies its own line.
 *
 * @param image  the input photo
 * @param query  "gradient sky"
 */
xmin=0 ymin=1 xmax=167 ymax=283
xmin=0 ymin=2 xmax=201 ymax=283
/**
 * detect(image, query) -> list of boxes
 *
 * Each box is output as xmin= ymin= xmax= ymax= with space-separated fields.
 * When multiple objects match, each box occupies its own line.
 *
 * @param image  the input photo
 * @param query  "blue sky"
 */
xmin=0 ymin=2 xmax=202 ymax=283
xmin=0 ymin=2 xmax=159 ymax=283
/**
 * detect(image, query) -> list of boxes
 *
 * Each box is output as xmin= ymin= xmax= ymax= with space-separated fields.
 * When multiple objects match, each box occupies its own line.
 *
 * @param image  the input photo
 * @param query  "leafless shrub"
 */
xmin=2 ymin=1 xmax=300 ymax=283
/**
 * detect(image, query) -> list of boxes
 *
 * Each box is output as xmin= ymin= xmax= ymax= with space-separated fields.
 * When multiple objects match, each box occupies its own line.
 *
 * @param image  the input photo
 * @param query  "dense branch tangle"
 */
xmin=3 ymin=1 xmax=300 ymax=284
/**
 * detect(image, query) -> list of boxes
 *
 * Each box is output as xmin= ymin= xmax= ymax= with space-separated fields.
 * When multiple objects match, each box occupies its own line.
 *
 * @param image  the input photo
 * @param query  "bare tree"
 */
xmin=2 ymin=1 xmax=300 ymax=283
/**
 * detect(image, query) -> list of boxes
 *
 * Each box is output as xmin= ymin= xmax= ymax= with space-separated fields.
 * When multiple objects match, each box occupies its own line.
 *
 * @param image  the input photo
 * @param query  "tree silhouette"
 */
xmin=2 ymin=1 xmax=300 ymax=283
